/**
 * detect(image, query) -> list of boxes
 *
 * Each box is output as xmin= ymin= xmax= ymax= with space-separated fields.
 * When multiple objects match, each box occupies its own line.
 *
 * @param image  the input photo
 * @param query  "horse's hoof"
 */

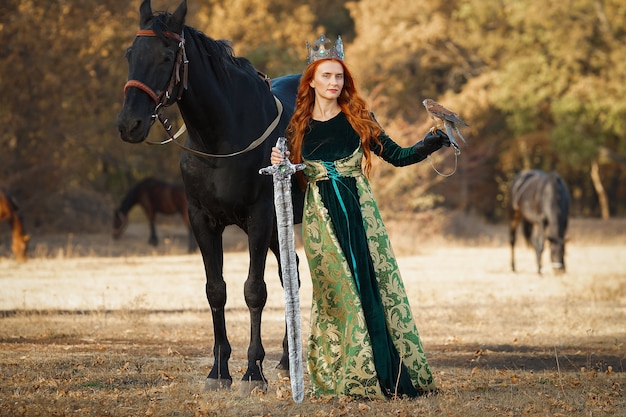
xmin=276 ymin=368 xmax=290 ymax=380
xmin=239 ymin=379 xmax=268 ymax=395
xmin=204 ymin=377 xmax=232 ymax=391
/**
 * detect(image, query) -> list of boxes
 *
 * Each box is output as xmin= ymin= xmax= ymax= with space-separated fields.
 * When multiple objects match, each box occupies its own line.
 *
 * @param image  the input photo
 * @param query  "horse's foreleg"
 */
xmin=148 ymin=222 xmax=158 ymax=246
xmin=191 ymin=212 xmax=232 ymax=390
xmin=532 ymin=223 xmax=546 ymax=275
xmin=145 ymin=210 xmax=158 ymax=246
xmin=239 ymin=217 xmax=274 ymax=393
xmin=205 ymin=271 xmax=231 ymax=389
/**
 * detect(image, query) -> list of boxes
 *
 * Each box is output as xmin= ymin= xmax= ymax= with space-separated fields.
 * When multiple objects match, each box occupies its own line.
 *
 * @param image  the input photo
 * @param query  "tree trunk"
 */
xmin=590 ymin=159 xmax=610 ymax=219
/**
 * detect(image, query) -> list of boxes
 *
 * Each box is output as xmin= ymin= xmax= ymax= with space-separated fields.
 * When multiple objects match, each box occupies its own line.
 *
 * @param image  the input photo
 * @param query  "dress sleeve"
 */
xmin=368 ymin=112 xmax=427 ymax=167
xmin=370 ymin=132 xmax=427 ymax=167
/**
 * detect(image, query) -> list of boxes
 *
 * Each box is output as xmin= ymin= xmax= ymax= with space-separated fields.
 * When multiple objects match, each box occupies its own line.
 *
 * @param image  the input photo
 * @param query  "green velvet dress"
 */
xmin=301 ymin=112 xmax=436 ymax=399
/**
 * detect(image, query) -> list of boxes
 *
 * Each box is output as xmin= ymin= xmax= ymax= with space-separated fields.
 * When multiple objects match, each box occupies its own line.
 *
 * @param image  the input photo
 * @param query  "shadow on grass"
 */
xmin=428 ymin=340 xmax=624 ymax=373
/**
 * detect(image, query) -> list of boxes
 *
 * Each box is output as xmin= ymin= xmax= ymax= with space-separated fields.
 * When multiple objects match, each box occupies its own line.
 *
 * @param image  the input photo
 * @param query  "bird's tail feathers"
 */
xmin=444 ymin=120 xmax=461 ymax=152
xmin=456 ymin=118 xmax=470 ymax=127
xmin=453 ymin=125 xmax=467 ymax=143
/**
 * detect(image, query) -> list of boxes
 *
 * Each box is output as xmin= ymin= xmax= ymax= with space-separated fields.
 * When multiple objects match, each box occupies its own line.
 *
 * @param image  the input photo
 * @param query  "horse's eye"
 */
xmin=125 ymin=47 xmax=132 ymax=59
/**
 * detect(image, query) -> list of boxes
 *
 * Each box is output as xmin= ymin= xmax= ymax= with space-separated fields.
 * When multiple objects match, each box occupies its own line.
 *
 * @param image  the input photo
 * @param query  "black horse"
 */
xmin=112 ymin=177 xmax=196 ymax=253
xmin=507 ymin=170 xmax=570 ymax=274
xmin=116 ymin=0 xmax=304 ymax=391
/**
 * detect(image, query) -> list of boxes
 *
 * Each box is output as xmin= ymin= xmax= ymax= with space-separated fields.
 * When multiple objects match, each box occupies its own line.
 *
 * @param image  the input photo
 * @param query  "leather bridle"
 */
xmin=124 ymin=29 xmax=188 ymax=111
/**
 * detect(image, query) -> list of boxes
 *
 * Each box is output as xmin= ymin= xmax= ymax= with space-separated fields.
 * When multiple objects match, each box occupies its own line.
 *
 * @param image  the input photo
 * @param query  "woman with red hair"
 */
xmin=271 ymin=35 xmax=449 ymax=399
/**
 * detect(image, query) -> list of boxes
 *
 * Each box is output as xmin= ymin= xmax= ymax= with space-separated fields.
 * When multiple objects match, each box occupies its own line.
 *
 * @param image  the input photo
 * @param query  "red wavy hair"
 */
xmin=286 ymin=59 xmax=382 ymax=180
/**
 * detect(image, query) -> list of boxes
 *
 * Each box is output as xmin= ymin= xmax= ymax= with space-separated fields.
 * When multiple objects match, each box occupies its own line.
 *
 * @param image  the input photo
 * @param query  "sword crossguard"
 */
xmin=259 ymin=137 xmax=305 ymax=179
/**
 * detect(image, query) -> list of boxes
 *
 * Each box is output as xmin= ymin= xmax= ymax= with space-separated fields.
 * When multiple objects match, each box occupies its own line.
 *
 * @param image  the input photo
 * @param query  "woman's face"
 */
xmin=310 ymin=60 xmax=344 ymax=102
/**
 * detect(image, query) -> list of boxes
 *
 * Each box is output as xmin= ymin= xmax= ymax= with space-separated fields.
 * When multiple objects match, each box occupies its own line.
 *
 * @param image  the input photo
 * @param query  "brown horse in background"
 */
xmin=113 ymin=177 xmax=196 ymax=252
xmin=0 ymin=189 xmax=29 ymax=262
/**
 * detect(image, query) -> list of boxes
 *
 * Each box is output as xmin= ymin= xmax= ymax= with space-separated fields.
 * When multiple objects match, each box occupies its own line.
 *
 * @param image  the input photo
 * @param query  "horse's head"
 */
xmin=112 ymin=209 xmax=129 ymax=239
xmin=548 ymin=236 xmax=566 ymax=274
xmin=547 ymin=173 xmax=569 ymax=275
xmin=116 ymin=0 xmax=188 ymax=143
xmin=12 ymin=233 xmax=29 ymax=263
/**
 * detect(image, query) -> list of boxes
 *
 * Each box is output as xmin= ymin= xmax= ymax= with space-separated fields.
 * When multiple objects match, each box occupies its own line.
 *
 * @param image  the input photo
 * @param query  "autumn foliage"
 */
xmin=1 ymin=0 xmax=625 ymax=234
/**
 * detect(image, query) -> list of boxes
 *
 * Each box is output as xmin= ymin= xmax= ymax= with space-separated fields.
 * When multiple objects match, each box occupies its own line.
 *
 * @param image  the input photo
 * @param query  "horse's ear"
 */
xmin=139 ymin=0 xmax=153 ymax=29
xmin=169 ymin=0 xmax=187 ymax=34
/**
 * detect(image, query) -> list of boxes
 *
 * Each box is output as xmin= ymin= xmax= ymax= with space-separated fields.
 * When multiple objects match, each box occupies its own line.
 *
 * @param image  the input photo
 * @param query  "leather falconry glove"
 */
xmin=413 ymin=129 xmax=451 ymax=157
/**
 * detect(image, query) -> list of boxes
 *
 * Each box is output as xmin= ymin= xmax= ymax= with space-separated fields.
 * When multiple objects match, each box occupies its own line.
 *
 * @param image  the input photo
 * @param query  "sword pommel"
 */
xmin=276 ymin=136 xmax=289 ymax=156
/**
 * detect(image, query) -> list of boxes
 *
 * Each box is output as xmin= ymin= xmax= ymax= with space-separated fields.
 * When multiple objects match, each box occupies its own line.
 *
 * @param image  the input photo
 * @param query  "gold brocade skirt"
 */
xmin=302 ymin=149 xmax=436 ymax=399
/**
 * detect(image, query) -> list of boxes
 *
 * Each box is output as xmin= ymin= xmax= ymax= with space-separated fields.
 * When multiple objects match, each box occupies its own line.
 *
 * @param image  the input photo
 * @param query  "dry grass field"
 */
xmin=0 ymin=217 xmax=625 ymax=416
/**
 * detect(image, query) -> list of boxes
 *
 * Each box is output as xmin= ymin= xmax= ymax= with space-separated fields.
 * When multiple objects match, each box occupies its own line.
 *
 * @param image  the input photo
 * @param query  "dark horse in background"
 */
xmin=116 ymin=0 xmax=303 ymax=392
xmin=0 ymin=189 xmax=29 ymax=262
xmin=113 ymin=177 xmax=196 ymax=253
xmin=508 ymin=170 xmax=570 ymax=275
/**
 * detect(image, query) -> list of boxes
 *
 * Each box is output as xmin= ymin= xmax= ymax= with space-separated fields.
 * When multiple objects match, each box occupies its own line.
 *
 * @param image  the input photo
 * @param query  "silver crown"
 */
xmin=306 ymin=34 xmax=344 ymax=64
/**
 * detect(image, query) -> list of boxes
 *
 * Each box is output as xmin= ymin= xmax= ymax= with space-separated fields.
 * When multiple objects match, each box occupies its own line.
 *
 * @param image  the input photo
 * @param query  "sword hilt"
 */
xmin=259 ymin=137 xmax=305 ymax=179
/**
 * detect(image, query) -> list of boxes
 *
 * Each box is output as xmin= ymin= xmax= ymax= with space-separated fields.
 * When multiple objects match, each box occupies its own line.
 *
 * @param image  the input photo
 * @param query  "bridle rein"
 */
xmin=123 ymin=29 xmax=283 ymax=158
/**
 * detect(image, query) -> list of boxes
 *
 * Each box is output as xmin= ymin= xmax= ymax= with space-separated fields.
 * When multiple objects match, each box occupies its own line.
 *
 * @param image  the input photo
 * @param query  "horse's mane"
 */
xmin=117 ymin=178 xmax=152 ymax=214
xmin=8 ymin=195 xmax=18 ymax=212
xmin=151 ymin=12 xmax=259 ymax=85
xmin=0 ymin=189 xmax=19 ymax=212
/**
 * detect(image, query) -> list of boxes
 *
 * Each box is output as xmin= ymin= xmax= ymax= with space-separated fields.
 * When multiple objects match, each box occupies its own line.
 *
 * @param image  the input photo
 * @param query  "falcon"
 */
xmin=422 ymin=98 xmax=469 ymax=153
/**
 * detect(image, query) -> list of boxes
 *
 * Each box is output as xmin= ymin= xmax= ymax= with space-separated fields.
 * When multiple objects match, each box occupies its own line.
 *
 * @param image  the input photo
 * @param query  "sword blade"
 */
xmin=274 ymin=179 xmax=304 ymax=403
xmin=259 ymin=137 xmax=305 ymax=403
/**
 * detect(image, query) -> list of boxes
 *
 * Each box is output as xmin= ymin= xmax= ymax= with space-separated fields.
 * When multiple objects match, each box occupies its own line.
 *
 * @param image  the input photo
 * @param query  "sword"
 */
xmin=259 ymin=137 xmax=306 ymax=403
